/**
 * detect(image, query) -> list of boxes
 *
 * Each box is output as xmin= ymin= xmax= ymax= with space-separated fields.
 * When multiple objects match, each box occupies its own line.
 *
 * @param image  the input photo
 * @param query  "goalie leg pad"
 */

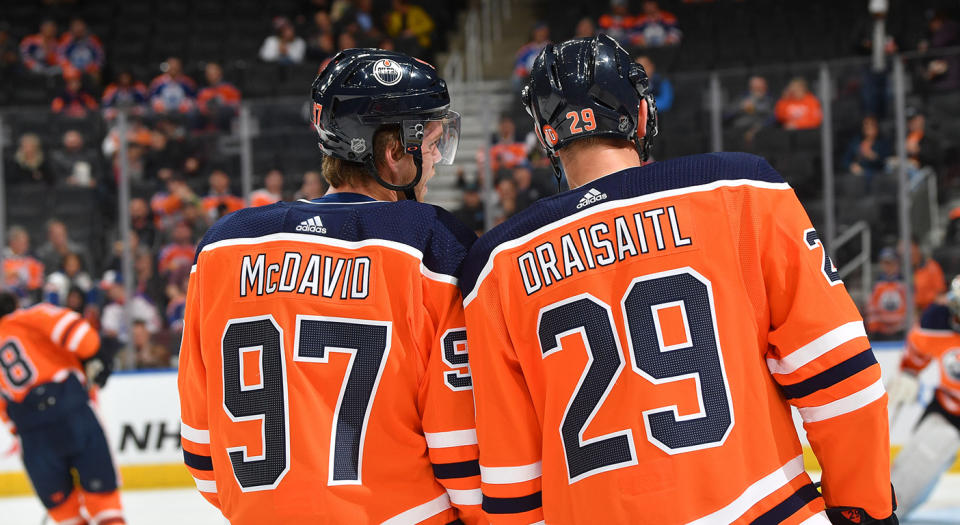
xmin=891 ymin=410 xmax=960 ymax=519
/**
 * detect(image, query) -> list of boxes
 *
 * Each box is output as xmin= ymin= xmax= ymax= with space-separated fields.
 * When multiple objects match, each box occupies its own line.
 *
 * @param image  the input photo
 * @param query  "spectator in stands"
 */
xmin=51 ymin=67 xmax=99 ymax=118
xmin=3 ymin=226 xmax=45 ymax=305
xmin=841 ymin=115 xmax=890 ymax=187
xmin=905 ymin=109 xmax=942 ymax=170
xmin=306 ymin=11 xmax=337 ymax=60
xmin=102 ymin=71 xmax=148 ymax=120
xmin=165 ymin=278 xmax=187 ymax=344
xmin=50 ymin=129 xmax=99 ymax=187
xmin=454 ymin=182 xmax=485 ymax=235
xmin=131 ymin=320 xmax=164 ymax=369
xmin=135 ymin=248 xmax=166 ymax=309
xmin=149 ymin=57 xmax=197 ymax=115
xmin=636 ymin=55 xmax=672 ymax=112
xmin=489 ymin=115 xmax=529 ymax=173
xmin=36 ymin=219 xmax=93 ymax=277
xmin=9 ymin=133 xmax=53 ymax=186
xmin=512 ymin=165 xmax=542 ymax=212
xmin=260 ymin=17 xmax=306 ymax=64
xmin=202 ymin=169 xmax=244 ymax=224
xmin=57 ymin=18 xmax=104 ymax=79
xmin=633 ymin=0 xmax=682 ymax=47
xmin=725 ymin=75 xmax=775 ymax=145
xmin=151 ymin=176 xmax=202 ymax=233
xmin=574 ymin=17 xmax=596 ymax=39
xmin=919 ymin=10 xmax=960 ymax=93
xmin=101 ymin=116 xmax=153 ymax=159
xmin=19 ymin=19 xmax=61 ymax=75
xmin=867 ymin=247 xmax=907 ymax=340
xmin=901 ymin=240 xmax=946 ymax=313
xmin=101 ymin=278 xmax=161 ymax=352
xmin=43 ymin=252 xmax=94 ymax=307
xmin=0 ymin=23 xmax=19 ymax=75
xmin=294 ymin=170 xmax=326 ymax=200
xmin=774 ymin=77 xmax=822 ymax=130
xmin=494 ymin=175 xmax=518 ymax=225
xmin=197 ymin=62 xmax=242 ymax=131
xmin=130 ymin=198 xmax=157 ymax=249
xmin=598 ymin=0 xmax=637 ymax=47
xmin=157 ymin=222 xmax=196 ymax=280
xmin=513 ymin=22 xmax=550 ymax=89
xmin=386 ymin=0 xmax=436 ymax=56
xmin=251 ymin=169 xmax=285 ymax=207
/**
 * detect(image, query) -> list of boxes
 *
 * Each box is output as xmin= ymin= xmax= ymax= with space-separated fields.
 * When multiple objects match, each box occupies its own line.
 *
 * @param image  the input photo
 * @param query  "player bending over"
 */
xmin=178 ymin=49 xmax=482 ymax=524
xmin=888 ymin=275 xmax=960 ymax=519
xmin=460 ymin=34 xmax=897 ymax=524
xmin=0 ymin=292 xmax=123 ymax=525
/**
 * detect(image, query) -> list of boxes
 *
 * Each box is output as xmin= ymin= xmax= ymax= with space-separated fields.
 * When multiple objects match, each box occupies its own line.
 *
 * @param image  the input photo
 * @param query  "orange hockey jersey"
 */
xmin=460 ymin=153 xmax=893 ymax=524
xmin=0 ymin=304 xmax=100 ymax=431
xmin=903 ymin=303 xmax=960 ymax=415
xmin=178 ymin=193 xmax=482 ymax=524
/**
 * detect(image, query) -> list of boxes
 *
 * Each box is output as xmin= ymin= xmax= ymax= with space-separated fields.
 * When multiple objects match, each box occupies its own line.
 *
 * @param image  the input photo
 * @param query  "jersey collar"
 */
xmin=310 ymin=192 xmax=378 ymax=204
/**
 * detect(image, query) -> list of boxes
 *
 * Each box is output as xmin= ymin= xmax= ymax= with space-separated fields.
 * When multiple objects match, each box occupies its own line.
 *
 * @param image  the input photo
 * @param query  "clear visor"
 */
xmin=402 ymin=110 xmax=461 ymax=166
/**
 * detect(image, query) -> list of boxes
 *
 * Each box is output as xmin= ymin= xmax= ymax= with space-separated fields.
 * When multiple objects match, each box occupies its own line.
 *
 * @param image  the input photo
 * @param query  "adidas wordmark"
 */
xmin=577 ymin=188 xmax=608 ymax=209
xmin=296 ymin=216 xmax=327 ymax=234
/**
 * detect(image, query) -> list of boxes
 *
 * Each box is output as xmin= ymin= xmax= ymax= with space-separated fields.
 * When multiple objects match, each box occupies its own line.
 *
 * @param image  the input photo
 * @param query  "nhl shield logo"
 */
xmin=373 ymin=59 xmax=403 ymax=86
xmin=351 ymin=138 xmax=366 ymax=154
xmin=618 ymin=115 xmax=630 ymax=132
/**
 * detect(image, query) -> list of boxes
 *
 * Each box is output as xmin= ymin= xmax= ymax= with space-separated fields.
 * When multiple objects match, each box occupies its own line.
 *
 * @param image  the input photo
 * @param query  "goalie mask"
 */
xmin=311 ymin=49 xmax=460 ymax=200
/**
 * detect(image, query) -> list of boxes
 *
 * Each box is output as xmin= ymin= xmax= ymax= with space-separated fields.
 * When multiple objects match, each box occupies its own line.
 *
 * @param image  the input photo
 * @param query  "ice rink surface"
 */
xmin=1 ymin=475 xmax=958 ymax=524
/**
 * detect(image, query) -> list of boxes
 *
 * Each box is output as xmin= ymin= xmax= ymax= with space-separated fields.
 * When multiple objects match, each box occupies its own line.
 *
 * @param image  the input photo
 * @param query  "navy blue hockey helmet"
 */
xmin=521 ymin=34 xmax=658 ymax=178
xmin=311 ymin=49 xmax=460 ymax=199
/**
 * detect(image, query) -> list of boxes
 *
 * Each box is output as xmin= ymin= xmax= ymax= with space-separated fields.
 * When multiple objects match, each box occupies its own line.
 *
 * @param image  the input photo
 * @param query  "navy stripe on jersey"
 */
xmin=780 ymin=349 xmax=878 ymax=399
xmin=183 ymin=450 xmax=213 ymax=471
xmin=482 ymin=491 xmax=543 ymax=514
xmin=194 ymin=196 xmax=477 ymax=279
xmin=433 ymin=459 xmax=481 ymax=479
xmin=59 ymin=318 xmax=84 ymax=348
xmin=750 ymin=483 xmax=821 ymax=525
xmin=459 ymin=152 xmax=785 ymax=299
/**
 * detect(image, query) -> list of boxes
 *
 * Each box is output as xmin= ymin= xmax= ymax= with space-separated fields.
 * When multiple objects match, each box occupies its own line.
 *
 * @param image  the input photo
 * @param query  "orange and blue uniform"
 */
xmin=57 ymin=33 xmax=104 ymax=74
xmin=460 ymin=153 xmax=892 ymax=524
xmin=19 ymin=34 xmax=59 ymax=72
xmin=903 ymin=304 xmax=960 ymax=418
xmin=179 ymin=193 xmax=482 ymax=524
xmin=0 ymin=304 xmax=124 ymax=525
xmin=197 ymin=82 xmax=242 ymax=114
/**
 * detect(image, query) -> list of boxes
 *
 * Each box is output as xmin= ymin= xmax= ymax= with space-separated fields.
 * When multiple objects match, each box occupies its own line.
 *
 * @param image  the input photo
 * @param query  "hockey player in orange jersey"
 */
xmin=178 ymin=49 xmax=482 ymax=524
xmin=888 ymin=275 xmax=960 ymax=519
xmin=0 ymin=292 xmax=124 ymax=525
xmin=459 ymin=35 xmax=897 ymax=524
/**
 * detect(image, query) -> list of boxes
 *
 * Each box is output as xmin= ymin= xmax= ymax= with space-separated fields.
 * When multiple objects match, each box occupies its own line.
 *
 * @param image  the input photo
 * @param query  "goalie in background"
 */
xmin=888 ymin=276 xmax=960 ymax=520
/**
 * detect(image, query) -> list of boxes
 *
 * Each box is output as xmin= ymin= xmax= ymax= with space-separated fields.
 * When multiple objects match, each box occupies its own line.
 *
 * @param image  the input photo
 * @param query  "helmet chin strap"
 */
xmin=366 ymin=147 xmax=423 ymax=202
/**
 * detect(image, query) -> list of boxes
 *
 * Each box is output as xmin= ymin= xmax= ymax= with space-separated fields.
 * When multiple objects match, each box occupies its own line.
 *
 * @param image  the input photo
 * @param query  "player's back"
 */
xmin=0 ymin=304 xmax=97 ymax=429
xmin=462 ymin=153 xmax=887 ymax=523
xmin=179 ymin=194 xmax=480 ymax=524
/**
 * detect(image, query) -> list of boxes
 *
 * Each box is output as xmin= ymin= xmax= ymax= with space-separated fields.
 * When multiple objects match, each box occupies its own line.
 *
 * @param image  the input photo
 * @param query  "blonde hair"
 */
xmin=321 ymin=125 xmax=402 ymax=188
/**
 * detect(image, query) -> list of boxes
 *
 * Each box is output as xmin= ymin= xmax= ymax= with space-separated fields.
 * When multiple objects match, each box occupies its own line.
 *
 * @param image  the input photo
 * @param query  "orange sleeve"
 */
xmin=37 ymin=306 xmax=100 ymax=360
xmin=464 ymin=272 xmax=544 ymax=525
xmin=902 ymin=331 xmax=934 ymax=374
xmin=0 ymin=397 xmax=13 ymax=435
xmin=177 ymin=264 xmax=222 ymax=511
xmin=759 ymin=185 xmax=892 ymax=520
xmin=418 ymin=277 xmax=482 ymax=524
xmin=774 ymin=99 xmax=788 ymax=124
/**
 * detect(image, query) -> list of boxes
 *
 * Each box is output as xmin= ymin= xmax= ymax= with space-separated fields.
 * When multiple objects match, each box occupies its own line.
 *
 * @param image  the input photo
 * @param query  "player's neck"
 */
xmin=325 ymin=180 xmax=400 ymax=202
xmin=559 ymin=145 xmax=642 ymax=190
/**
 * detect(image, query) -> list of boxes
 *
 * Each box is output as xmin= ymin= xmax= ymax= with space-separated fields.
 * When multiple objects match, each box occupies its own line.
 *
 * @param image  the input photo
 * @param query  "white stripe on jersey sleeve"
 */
xmin=686 ymin=455 xmax=805 ymax=525
xmin=50 ymin=311 xmax=80 ymax=343
xmin=424 ymin=429 xmax=477 ymax=448
xmin=766 ymin=322 xmax=867 ymax=375
xmin=480 ymin=461 xmax=543 ymax=484
xmin=796 ymin=378 xmax=886 ymax=423
xmin=381 ymin=493 xmax=451 ymax=525
xmin=194 ymin=477 xmax=217 ymax=493
xmin=66 ymin=323 xmax=90 ymax=352
xmin=447 ymin=488 xmax=482 ymax=505
xmin=181 ymin=421 xmax=211 ymax=444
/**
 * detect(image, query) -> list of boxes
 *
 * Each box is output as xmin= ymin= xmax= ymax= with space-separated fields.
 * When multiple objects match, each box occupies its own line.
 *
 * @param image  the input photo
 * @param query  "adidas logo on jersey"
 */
xmin=577 ymin=188 xmax=608 ymax=209
xmin=296 ymin=216 xmax=327 ymax=234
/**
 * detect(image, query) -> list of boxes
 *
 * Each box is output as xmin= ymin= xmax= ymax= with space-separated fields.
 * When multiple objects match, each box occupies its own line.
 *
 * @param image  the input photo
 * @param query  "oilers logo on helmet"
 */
xmin=373 ymin=59 xmax=403 ymax=86
xmin=943 ymin=349 xmax=960 ymax=382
